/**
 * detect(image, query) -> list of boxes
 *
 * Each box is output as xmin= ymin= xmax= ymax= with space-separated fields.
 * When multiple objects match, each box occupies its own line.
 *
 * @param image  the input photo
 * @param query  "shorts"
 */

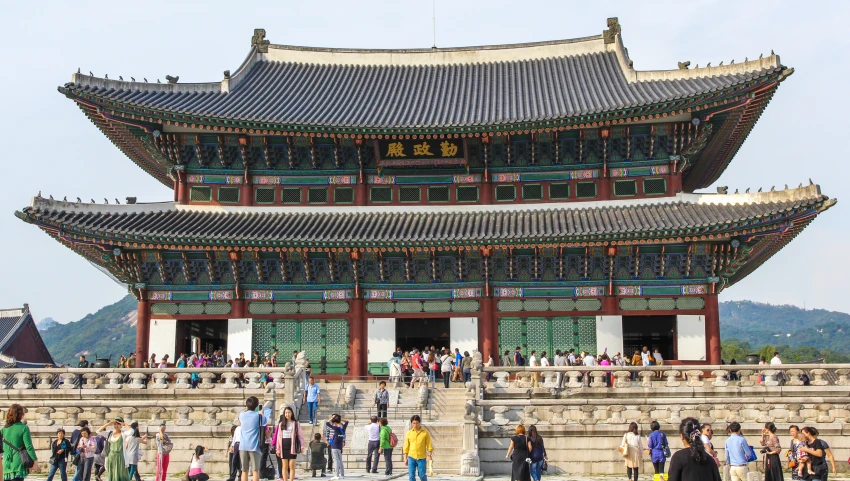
xmin=239 ymin=450 xmax=262 ymax=471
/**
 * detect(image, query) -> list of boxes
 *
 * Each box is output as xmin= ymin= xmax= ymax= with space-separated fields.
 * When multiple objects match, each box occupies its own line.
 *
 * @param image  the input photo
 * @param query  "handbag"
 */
xmin=158 ymin=433 xmax=174 ymax=454
xmin=542 ymin=460 xmax=548 ymax=472
xmin=2 ymin=438 xmax=35 ymax=469
xmin=662 ymin=437 xmax=672 ymax=458
xmin=73 ymin=453 xmax=82 ymax=466
xmin=745 ymin=445 xmax=758 ymax=463
xmin=617 ymin=436 xmax=630 ymax=458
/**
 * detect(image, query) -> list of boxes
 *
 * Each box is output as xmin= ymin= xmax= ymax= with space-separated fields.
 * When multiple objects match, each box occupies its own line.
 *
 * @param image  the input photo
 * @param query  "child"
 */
xmin=309 ymin=433 xmax=328 ymax=477
xmin=797 ymin=454 xmax=811 ymax=479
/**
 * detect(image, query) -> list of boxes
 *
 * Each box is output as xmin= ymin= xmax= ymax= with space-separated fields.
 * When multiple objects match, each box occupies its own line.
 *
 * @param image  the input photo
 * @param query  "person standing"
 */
xmin=378 ymin=418 xmax=394 ymax=476
xmin=303 ymin=377 xmax=321 ymax=425
xmin=238 ymin=396 xmax=268 ymax=481
xmin=374 ymin=382 xmax=390 ymax=419
xmin=646 ymin=421 xmax=669 ymax=481
xmin=275 ymin=406 xmax=305 ymax=481
xmin=505 ymin=424 xmax=530 ymax=481
xmin=76 ymin=427 xmax=97 ymax=481
xmin=799 ymin=427 xmax=827 ymax=481
xmin=76 ymin=355 xmax=90 ymax=387
xmin=389 ymin=358 xmax=402 ymax=385
xmin=71 ymin=420 xmax=89 ymax=481
xmin=47 ymin=428 xmax=73 ymax=481
xmin=154 ymin=421 xmax=174 ymax=481
xmin=440 ymin=350 xmax=453 ymax=389
xmin=502 ymin=350 xmax=513 ymax=369
xmin=724 ymin=422 xmax=752 ymax=481
xmin=96 ymin=418 xmax=130 ymax=481
xmin=123 ymin=422 xmax=148 ymax=481
xmin=2 ymin=404 xmax=38 ymax=481
xmin=326 ymin=414 xmax=349 ymax=480
xmin=527 ymin=425 xmax=547 ymax=481
xmin=667 ymin=417 xmax=721 ymax=481
xmin=461 ymin=351 xmax=472 ymax=384
xmin=365 ymin=416 xmax=381 ymax=474
xmin=759 ymin=423 xmax=783 ymax=481
xmin=226 ymin=425 xmax=242 ymax=481
xmin=403 ymin=415 xmax=433 ymax=481
xmin=452 ymin=348 xmax=463 ymax=382
xmin=770 ymin=352 xmax=782 ymax=366
xmin=620 ymin=422 xmax=644 ymax=481
xmin=700 ymin=424 xmax=719 ymax=466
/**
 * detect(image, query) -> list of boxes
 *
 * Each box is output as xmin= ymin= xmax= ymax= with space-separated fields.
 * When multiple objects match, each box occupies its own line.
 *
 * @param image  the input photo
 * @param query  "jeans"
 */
xmin=331 ymin=449 xmax=344 ymax=478
xmin=367 ymin=440 xmax=380 ymax=472
xmin=47 ymin=459 xmax=68 ymax=481
xmin=73 ymin=461 xmax=82 ymax=481
xmin=377 ymin=403 xmax=388 ymax=419
xmin=530 ymin=460 xmax=544 ymax=481
xmin=80 ymin=457 xmax=94 ymax=481
xmin=383 ymin=448 xmax=394 ymax=474
xmin=307 ymin=401 xmax=318 ymax=423
xmin=442 ymin=371 xmax=450 ymax=388
xmin=408 ymin=457 xmax=427 ymax=481
xmin=463 ymin=370 xmax=471 ymax=383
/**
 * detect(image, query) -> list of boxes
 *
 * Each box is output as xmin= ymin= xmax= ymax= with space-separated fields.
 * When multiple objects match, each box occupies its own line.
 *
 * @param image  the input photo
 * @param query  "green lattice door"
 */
xmin=525 ymin=318 xmax=549 ymax=358
xmin=498 ymin=316 xmax=599 ymax=359
xmin=251 ymin=319 xmax=348 ymax=374
xmin=576 ymin=317 xmax=597 ymax=354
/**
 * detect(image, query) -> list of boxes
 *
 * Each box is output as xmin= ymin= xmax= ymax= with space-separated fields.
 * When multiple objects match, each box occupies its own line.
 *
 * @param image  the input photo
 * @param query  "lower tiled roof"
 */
xmin=17 ymin=186 xmax=833 ymax=247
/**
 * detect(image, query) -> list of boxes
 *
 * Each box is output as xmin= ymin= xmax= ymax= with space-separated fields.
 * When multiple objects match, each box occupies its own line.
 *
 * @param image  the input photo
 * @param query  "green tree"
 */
xmin=721 ymin=340 xmax=747 ymax=363
xmin=758 ymin=344 xmax=774 ymax=362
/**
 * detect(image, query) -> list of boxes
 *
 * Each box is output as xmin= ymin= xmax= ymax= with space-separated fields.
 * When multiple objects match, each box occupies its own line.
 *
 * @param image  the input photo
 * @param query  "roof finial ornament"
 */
xmin=89 ymin=71 xmax=93 ymax=76
xmin=63 ymin=196 xmax=67 ymax=201
xmin=49 ymin=194 xmax=54 ymax=200
xmin=90 ymin=198 xmax=96 ymax=203
xmin=105 ymin=74 xmax=108 ymax=79
xmin=809 ymin=178 xmax=814 ymax=185
xmin=759 ymin=53 xmax=763 ymax=59
xmin=718 ymin=61 xmax=724 ymax=66
xmin=677 ymin=61 xmax=690 ymax=70
xmin=798 ymin=183 xmax=802 ymax=189
xmin=77 ymin=68 xmax=80 ymax=74
xmin=223 ymin=70 xmax=231 ymax=79
xmin=734 ymin=189 xmax=738 ymax=194
xmin=76 ymin=197 xmax=82 ymax=203
xmin=37 ymin=190 xmax=42 ymax=198
xmin=131 ymin=77 xmax=135 ymax=82
xmin=730 ymin=59 xmax=734 ymax=64
xmin=745 ymin=188 xmax=750 ymax=193
xmin=144 ymin=78 xmax=148 ymax=83
xmin=165 ymin=75 xmax=179 ymax=84
xmin=745 ymin=57 xmax=748 ymax=62
xmin=157 ymin=79 xmax=161 ymax=83
xmin=115 ymin=198 xmax=121 ymax=204
xmin=603 ymin=17 xmax=621 ymax=44
xmin=771 ymin=49 xmax=775 ymax=55
xmin=770 ymin=186 xmax=775 ymax=192
xmin=706 ymin=62 xmax=711 ymax=67
xmin=119 ymin=76 xmax=123 ymax=81
xmin=716 ymin=186 xmax=728 ymax=194
xmin=757 ymin=188 xmax=762 ymax=193
xmin=252 ymin=28 xmax=270 ymax=53
xmin=104 ymin=198 xmax=109 ymax=204
xmin=784 ymin=184 xmax=788 ymax=190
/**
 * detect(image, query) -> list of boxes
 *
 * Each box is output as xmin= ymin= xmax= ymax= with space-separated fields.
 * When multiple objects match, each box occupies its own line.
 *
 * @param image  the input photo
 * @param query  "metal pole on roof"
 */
xmin=432 ymin=0 xmax=437 ymax=49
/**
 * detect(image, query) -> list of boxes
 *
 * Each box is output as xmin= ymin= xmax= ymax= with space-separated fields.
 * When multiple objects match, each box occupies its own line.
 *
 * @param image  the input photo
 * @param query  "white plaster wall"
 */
xmin=677 ymin=315 xmax=706 ymax=361
xmin=368 ymin=318 xmax=396 ymax=363
xmin=596 ymin=316 xmax=623 ymax=356
xmin=227 ymin=318 xmax=253 ymax=360
xmin=148 ymin=319 xmax=177 ymax=361
xmin=450 ymin=317 xmax=478 ymax=355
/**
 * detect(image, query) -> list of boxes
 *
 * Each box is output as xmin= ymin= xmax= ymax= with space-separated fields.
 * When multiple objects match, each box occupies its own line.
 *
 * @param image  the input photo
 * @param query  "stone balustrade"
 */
xmin=0 ymin=367 xmax=285 ymax=391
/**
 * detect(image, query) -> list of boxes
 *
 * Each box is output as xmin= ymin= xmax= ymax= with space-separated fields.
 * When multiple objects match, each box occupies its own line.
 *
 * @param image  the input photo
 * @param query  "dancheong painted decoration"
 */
xmin=17 ymin=19 xmax=835 ymax=373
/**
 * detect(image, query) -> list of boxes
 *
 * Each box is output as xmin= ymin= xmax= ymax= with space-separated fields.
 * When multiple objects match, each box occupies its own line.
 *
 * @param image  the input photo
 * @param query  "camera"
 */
xmin=760 ymin=448 xmax=768 ymax=454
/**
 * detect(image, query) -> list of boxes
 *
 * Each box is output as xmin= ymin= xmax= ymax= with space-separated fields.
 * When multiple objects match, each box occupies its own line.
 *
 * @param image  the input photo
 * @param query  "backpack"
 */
xmin=383 ymin=427 xmax=398 ymax=448
xmin=516 ymin=353 xmax=525 ymax=367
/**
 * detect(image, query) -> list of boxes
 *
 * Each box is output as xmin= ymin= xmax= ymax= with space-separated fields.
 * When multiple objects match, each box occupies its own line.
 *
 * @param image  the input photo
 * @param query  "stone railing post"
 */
xmin=269 ymin=372 xmax=285 ymax=390
xmin=725 ymin=404 xmax=743 ymax=423
xmin=149 ymin=407 xmax=166 ymax=422
xmin=521 ymin=406 xmax=538 ymax=425
xmin=549 ymin=405 xmax=567 ymax=425
xmin=660 ymin=404 xmax=680 ymax=424
xmin=461 ymin=398 xmax=481 ymax=476
xmin=579 ymin=405 xmax=597 ymax=425
xmin=638 ymin=405 xmax=654 ymax=424
xmin=810 ymin=369 xmax=829 ymax=386
xmin=489 ymin=406 xmax=510 ymax=426
xmin=58 ymin=372 xmax=76 ymax=390
xmin=608 ymin=405 xmax=626 ymax=424
xmin=221 ymin=372 xmax=239 ymax=389
xmin=761 ymin=369 xmax=780 ymax=387
xmin=613 ymin=371 xmax=631 ymax=388
xmin=13 ymin=373 xmax=32 ymax=390
xmin=696 ymin=404 xmax=714 ymax=424
xmin=0 ymin=372 xmax=9 ymax=390
xmin=344 ymin=384 xmax=357 ymax=409
xmin=755 ymin=403 xmax=774 ymax=423
xmin=129 ymin=373 xmax=147 ymax=389
xmin=834 ymin=369 xmax=850 ymax=386
xmin=785 ymin=369 xmax=805 ymax=386
xmin=83 ymin=372 xmax=100 ymax=389
xmin=120 ymin=407 xmax=138 ymax=423
xmin=198 ymin=372 xmax=217 ymax=389
xmin=590 ymin=371 xmax=607 ymax=388
xmin=542 ymin=372 xmax=557 ymax=388
xmin=566 ymin=370 xmax=582 ymax=388
xmin=174 ymin=372 xmax=192 ymax=389
xmin=712 ymin=370 xmax=729 ymax=387
xmin=814 ymin=403 xmax=834 ymax=423
xmin=90 ymin=407 xmax=110 ymax=423
xmin=204 ymin=407 xmax=223 ymax=426
xmin=105 ymin=373 xmax=124 ymax=389
xmin=492 ymin=371 xmax=509 ymax=388
xmin=418 ymin=386 xmax=429 ymax=407
xmin=37 ymin=372 xmax=55 ymax=389
xmin=36 ymin=407 xmax=55 ymax=425
xmin=665 ymin=370 xmax=681 ymax=387
xmin=175 ymin=406 xmax=194 ymax=425
xmin=64 ymin=407 xmax=83 ymax=425
xmin=685 ymin=370 xmax=704 ymax=387
xmin=282 ymin=365 xmax=296 ymax=407
xmin=785 ymin=404 xmax=803 ymax=423
xmin=151 ymin=373 xmax=169 ymax=389
xmin=736 ymin=369 xmax=755 ymax=387
xmin=244 ymin=372 xmax=263 ymax=389
xmin=638 ymin=371 xmax=654 ymax=388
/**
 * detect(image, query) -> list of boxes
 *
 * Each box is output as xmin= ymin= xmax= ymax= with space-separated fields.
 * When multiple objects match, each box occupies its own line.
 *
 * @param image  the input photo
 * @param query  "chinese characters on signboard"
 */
xmin=375 ymin=138 xmax=466 ymax=167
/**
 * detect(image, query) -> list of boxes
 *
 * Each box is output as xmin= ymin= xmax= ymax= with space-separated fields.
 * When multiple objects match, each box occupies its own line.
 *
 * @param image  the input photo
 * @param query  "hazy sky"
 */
xmin=1 ymin=1 xmax=847 ymax=323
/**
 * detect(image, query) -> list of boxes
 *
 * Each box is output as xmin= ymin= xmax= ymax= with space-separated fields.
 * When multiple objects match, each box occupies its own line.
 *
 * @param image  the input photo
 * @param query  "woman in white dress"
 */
xmin=620 ymin=422 xmax=644 ymax=481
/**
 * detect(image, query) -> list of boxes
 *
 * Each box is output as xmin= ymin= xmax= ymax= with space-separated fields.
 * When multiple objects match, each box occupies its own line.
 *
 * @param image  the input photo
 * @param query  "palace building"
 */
xmin=17 ymin=19 xmax=834 ymax=373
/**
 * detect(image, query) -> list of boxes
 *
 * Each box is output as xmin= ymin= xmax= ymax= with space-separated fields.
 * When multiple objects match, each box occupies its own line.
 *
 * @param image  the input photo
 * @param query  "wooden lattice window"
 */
xmin=456 ymin=186 xmax=479 ymax=203
xmin=495 ymin=185 xmax=516 ymax=202
xmin=522 ymin=184 xmax=543 ymax=201
xmin=643 ymin=178 xmax=667 ymax=196
xmin=614 ymin=180 xmax=637 ymax=197
xmin=549 ymin=183 xmax=570 ymax=200
xmin=308 ymin=188 xmax=328 ymax=204
xmin=399 ymin=186 xmax=421 ymax=203
xmin=334 ymin=187 xmax=354 ymax=204
xmin=428 ymin=186 xmax=450 ymax=203
xmin=190 ymin=186 xmax=212 ymax=202
xmin=281 ymin=188 xmax=301 ymax=204
xmin=370 ymin=187 xmax=392 ymax=203
xmin=254 ymin=188 xmax=276 ymax=204
xmin=576 ymin=182 xmax=597 ymax=199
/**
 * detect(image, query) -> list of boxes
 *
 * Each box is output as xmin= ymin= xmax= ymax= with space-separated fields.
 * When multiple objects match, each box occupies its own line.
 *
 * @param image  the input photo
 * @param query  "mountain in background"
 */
xmin=37 ymin=317 xmax=59 ymax=332
xmin=42 ymin=294 xmax=137 ymax=365
xmin=41 ymin=296 xmax=850 ymax=365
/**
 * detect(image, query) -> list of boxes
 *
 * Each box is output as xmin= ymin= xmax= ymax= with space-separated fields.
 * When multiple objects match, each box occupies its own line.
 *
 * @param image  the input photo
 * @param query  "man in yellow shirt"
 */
xmin=403 ymin=415 xmax=433 ymax=481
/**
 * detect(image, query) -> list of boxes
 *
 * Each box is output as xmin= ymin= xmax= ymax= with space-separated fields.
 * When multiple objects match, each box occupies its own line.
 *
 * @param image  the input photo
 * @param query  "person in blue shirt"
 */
xmin=646 ymin=421 xmax=669 ymax=481
xmin=325 ymin=414 xmax=349 ymax=480
xmin=238 ymin=396 xmax=269 ymax=481
xmin=302 ymin=377 xmax=322 ymax=425
xmin=724 ymin=422 xmax=752 ymax=481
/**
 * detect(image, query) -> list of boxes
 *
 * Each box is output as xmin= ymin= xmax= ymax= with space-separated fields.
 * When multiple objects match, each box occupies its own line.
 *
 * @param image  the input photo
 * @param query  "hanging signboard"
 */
xmin=374 ymin=138 xmax=466 ymax=167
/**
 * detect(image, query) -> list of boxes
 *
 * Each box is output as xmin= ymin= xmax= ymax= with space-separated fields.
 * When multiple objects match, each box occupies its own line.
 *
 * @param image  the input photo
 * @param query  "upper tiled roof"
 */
xmin=18 ymin=185 xmax=833 ymax=247
xmin=60 ymin=24 xmax=785 ymax=129
xmin=0 ymin=308 xmax=29 ymax=352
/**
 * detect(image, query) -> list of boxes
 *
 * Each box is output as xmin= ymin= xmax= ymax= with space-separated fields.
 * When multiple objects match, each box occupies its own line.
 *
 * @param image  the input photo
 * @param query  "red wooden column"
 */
xmin=478 ymin=296 xmax=496 ymax=358
xmin=705 ymin=294 xmax=721 ymax=365
xmin=232 ymin=298 xmax=246 ymax=319
xmin=349 ymin=299 xmax=366 ymax=377
xmin=136 ymin=298 xmax=151 ymax=368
